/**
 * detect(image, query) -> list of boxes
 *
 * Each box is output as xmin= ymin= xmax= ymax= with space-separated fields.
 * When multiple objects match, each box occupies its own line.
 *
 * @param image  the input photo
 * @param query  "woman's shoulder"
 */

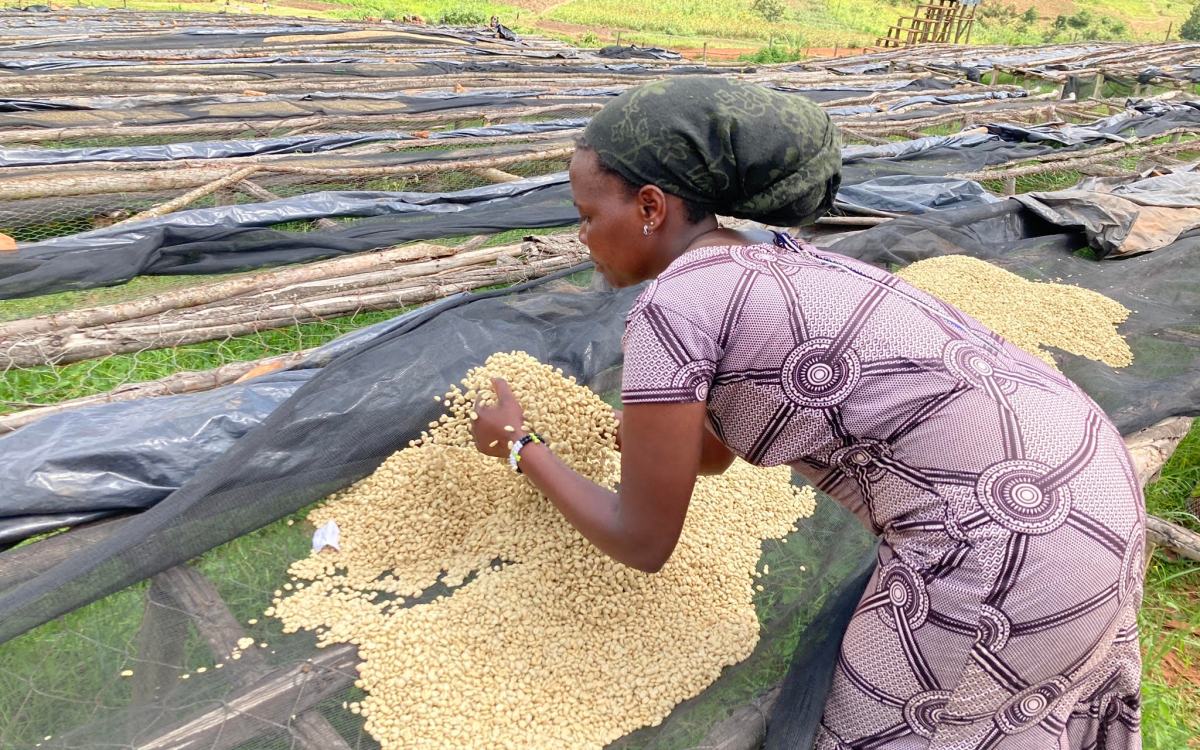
xmin=627 ymin=244 xmax=754 ymax=324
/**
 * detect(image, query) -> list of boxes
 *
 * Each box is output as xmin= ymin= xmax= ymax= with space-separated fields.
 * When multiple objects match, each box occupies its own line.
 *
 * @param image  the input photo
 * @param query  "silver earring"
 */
xmin=642 ymin=223 xmax=652 ymax=237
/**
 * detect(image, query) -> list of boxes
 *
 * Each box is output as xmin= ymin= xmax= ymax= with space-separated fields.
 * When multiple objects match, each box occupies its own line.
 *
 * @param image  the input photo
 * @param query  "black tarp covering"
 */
xmin=0 ymin=264 xmax=878 ymax=750
xmin=0 ymin=21 xmax=520 ymax=53
xmin=0 ymin=98 xmax=90 ymax=112
xmin=0 ymin=91 xmax=598 ymax=130
xmin=0 ymin=370 xmax=315 ymax=526
xmin=1013 ymin=170 xmax=1200 ymax=258
xmin=0 ymin=119 xmax=587 ymax=167
xmin=0 ymin=271 xmax=626 ymax=642
xmin=597 ymin=45 xmax=682 ymax=61
xmin=0 ymin=55 xmax=734 ymax=75
xmin=5 ymin=100 xmax=1197 ymax=300
xmin=0 ymin=176 xmax=580 ymax=299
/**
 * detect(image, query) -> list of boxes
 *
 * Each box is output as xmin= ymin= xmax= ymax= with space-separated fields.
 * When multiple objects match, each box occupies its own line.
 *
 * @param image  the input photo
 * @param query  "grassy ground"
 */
xmin=0 ymin=225 xmax=562 ymax=413
xmin=1139 ymin=424 xmax=1200 ymax=749
xmin=61 ymin=0 xmax=1195 ymax=51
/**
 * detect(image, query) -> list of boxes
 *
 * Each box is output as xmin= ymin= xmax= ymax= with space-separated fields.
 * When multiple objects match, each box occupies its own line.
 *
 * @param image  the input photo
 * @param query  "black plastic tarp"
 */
xmin=597 ymin=45 xmax=682 ymax=61
xmin=0 ymin=175 xmax=579 ymax=298
xmin=835 ymin=175 xmax=999 ymax=215
xmin=0 ymin=118 xmax=587 ymax=168
xmin=0 ymin=92 xmax=598 ymax=131
xmin=840 ymin=101 xmax=1200 ymax=183
xmin=1013 ymin=170 xmax=1200 ymax=257
xmin=0 ymin=55 xmax=736 ymax=76
xmin=0 ymin=268 xmax=638 ymax=642
xmin=0 ymin=98 xmax=91 ymax=112
xmin=769 ymin=76 xmax=958 ymax=103
xmin=0 ymin=297 xmax=453 ymax=533
xmin=0 ymin=24 xmax=497 ymax=53
xmin=0 ymin=370 xmax=314 ymax=537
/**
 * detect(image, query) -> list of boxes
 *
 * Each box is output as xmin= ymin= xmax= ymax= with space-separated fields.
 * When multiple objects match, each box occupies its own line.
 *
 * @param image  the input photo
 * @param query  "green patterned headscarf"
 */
xmin=582 ymin=77 xmax=841 ymax=226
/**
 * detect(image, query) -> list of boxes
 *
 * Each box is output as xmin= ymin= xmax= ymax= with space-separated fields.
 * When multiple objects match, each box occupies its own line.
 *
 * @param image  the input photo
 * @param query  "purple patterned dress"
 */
xmin=620 ymin=235 xmax=1144 ymax=749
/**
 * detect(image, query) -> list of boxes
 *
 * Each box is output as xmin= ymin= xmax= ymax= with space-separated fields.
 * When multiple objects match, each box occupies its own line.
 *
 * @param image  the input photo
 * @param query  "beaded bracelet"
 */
xmin=508 ymin=432 xmax=544 ymax=474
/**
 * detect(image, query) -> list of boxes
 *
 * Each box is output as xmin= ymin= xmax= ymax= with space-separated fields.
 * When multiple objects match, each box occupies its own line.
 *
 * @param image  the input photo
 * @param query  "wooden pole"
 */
xmin=0 ymin=352 xmax=313 ymax=434
xmin=112 ymin=166 xmax=262 ymax=227
xmin=0 ymin=146 xmax=574 ymax=201
xmin=0 ymin=103 xmax=604 ymax=146
xmin=0 ymin=242 xmax=457 ymax=339
xmin=0 ymin=248 xmax=586 ymax=368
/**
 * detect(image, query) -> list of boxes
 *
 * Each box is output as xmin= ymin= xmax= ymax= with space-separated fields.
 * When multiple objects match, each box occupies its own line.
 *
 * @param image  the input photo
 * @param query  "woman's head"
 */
xmin=569 ymin=77 xmax=841 ymax=287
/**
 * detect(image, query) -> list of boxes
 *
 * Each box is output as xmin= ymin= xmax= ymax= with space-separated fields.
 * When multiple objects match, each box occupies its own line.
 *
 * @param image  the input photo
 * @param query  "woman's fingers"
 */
xmin=492 ymin=377 xmax=516 ymax=405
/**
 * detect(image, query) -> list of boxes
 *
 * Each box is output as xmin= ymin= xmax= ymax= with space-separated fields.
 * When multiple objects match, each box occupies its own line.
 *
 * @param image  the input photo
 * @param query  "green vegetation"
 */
xmin=1182 ymin=1 xmax=1200 ymax=39
xmin=1139 ymin=424 xmax=1200 ymax=748
xmin=57 ymin=0 xmax=1195 ymax=52
xmin=738 ymin=38 xmax=808 ymax=63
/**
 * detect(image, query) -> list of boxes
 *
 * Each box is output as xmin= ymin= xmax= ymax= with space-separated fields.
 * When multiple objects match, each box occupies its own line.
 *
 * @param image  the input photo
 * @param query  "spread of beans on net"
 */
xmin=269 ymin=351 xmax=816 ymax=749
xmin=896 ymin=255 xmax=1133 ymax=369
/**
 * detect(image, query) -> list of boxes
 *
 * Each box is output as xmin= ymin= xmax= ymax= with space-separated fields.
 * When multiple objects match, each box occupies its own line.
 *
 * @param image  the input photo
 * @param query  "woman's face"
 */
xmin=568 ymin=148 xmax=651 ymax=288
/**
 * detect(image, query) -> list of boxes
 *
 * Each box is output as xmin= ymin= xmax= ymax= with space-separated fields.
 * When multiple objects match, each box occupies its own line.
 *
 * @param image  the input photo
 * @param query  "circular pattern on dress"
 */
xmin=996 ymin=678 xmax=1068 ymax=734
xmin=830 ymin=440 xmax=892 ymax=481
xmin=1118 ymin=522 xmax=1145 ymax=602
xmin=876 ymin=559 xmax=929 ymax=630
xmin=975 ymin=459 xmax=1072 ymax=535
xmin=730 ymin=245 xmax=808 ymax=275
xmin=942 ymin=340 xmax=1016 ymax=394
xmin=780 ymin=338 xmax=861 ymax=409
xmin=903 ymin=690 xmax=953 ymax=739
xmin=671 ymin=360 xmax=714 ymax=402
xmin=976 ymin=604 xmax=1011 ymax=652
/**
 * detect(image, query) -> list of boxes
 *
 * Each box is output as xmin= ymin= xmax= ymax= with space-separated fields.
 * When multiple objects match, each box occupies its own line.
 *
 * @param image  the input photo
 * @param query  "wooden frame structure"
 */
xmin=877 ymin=0 xmax=979 ymax=48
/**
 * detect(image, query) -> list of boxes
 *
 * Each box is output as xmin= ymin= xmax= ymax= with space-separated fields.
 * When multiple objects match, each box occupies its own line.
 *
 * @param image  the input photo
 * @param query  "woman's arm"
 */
xmin=474 ymin=379 xmax=707 ymax=573
xmin=698 ymin=420 xmax=736 ymax=475
xmin=613 ymin=407 xmax=734 ymax=475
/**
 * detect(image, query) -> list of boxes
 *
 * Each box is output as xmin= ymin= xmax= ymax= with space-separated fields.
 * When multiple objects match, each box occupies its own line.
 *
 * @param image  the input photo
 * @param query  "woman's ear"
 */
xmin=636 ymin=184 xmax=669 ymax=229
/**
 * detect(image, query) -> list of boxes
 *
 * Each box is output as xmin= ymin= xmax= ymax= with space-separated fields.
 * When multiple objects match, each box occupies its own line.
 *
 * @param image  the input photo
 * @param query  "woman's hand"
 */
xmin=472 ymin=378 xmax=526 ymax=458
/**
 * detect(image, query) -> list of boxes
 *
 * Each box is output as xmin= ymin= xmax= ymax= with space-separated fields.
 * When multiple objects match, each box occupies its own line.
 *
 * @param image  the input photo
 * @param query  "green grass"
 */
xmin=548 ymin=0 xmax=913 ymax=46
xmin=0 ymin=306 xmax=406 ymax=413
xmin=52 ymin=0 xmax=1197 ymax=51
xmin=0 ymin=274 xmax=254 ymax=323
xmin=1139 ymin=421 xmax=1200 ymax=749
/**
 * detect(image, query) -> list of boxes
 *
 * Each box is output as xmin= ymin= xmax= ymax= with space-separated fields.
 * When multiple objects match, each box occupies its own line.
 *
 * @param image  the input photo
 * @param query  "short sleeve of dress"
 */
xmin=621 ymin=301 xmax=722 ymax=405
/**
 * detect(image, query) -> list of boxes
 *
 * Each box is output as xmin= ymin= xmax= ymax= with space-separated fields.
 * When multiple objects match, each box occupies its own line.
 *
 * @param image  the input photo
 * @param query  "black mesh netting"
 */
xmin=3 ymin=200 xmax=1199 ymax=746
xmin=0 ymin=268 xmax=877 ymax=749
